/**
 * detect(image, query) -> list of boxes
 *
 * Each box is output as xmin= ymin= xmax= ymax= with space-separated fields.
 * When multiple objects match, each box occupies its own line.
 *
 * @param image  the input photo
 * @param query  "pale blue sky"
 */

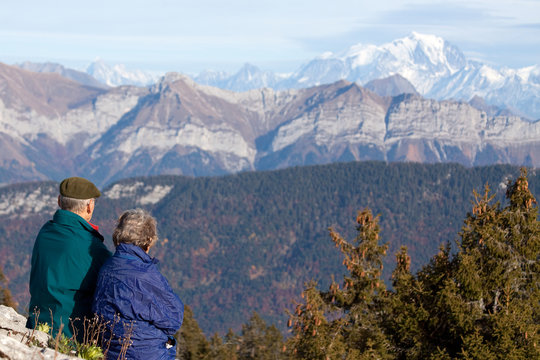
xmin=1 ymin=0 xmax=539 ymax=75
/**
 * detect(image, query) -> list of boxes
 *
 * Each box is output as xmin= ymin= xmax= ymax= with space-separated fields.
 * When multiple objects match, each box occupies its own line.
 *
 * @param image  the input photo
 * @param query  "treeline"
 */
xmin=174 ymin=169 xmax=539 ymax=359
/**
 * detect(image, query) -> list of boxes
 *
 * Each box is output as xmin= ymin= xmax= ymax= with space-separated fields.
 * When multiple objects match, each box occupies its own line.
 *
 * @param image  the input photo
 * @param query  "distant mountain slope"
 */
xmin=1 ymin=62 xmax=539 ymax=186
xmin=195 ymin=63 xmax=285 ymax=92
xmin=16 ymin=61 xmax=109 ymax=89
xmin=364 ymin=74 xmax=419 ymax=97
xmin=1 ymin=162 xmax=538 ymax=335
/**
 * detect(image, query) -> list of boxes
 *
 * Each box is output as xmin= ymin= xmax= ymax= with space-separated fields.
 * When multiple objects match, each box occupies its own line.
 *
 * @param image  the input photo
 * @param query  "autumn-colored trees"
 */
xmin=0 ymin=267 xmax=16 ymax=308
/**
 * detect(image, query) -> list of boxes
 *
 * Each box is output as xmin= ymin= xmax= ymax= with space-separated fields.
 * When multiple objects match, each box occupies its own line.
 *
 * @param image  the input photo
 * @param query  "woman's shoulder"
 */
xmin=98 ymin=253 xmax=157 ymax=281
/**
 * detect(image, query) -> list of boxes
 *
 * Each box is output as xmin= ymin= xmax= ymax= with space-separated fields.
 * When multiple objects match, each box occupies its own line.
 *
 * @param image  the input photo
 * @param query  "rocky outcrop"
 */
xmin=0 ymin=305 xmax=81 ymax=359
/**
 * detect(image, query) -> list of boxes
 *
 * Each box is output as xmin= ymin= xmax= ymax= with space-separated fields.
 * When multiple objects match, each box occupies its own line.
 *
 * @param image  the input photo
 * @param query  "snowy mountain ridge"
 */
xmin=191 ymin=32 xmax=540 ymax=119
xmin=86 ymin=58 xmax=161 ymax=87
xmin=318 ymin=32 xmax=466 ymax=92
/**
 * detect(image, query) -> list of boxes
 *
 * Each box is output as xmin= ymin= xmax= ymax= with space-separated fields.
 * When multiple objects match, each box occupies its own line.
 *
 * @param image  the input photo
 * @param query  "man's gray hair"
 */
xmin=113 ymin=208 xmax=158 ymax=251
xmin=59 ymin=195 xmax=92 ymax=213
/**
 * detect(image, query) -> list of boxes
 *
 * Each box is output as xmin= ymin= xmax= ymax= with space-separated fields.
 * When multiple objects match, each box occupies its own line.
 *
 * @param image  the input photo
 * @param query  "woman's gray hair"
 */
xmin=59 ymin=195 xmax=92 ymax=213
xmin=113 ymin=208 xmax=158 ymax=250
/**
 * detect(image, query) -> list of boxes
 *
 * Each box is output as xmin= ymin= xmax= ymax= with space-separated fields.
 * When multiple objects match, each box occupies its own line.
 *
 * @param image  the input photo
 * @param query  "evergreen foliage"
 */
xmin=176 ymin=305 xmax=211 ymax=359
xmin=286 ymin=168 xmax=539 ymax=359
xmin=236 ymin=312 xmax=284 ymax=359
xmin=286 ymin=209 xmax=393 ymax=359
xmin=177 ymin=310 xmax=284 ymax=360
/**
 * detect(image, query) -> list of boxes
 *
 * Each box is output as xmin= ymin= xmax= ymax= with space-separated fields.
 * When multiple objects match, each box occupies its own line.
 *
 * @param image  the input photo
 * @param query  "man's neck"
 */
xmin=73 ymin=210 xmax=98 ymax=230
xmin=70 ymin=210 xmax=92 ymax=223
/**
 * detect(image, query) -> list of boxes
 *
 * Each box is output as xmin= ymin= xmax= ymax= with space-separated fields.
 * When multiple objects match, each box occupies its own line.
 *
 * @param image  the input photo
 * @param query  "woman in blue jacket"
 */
xmin=92 ymin=209 xmax=184 ymax=360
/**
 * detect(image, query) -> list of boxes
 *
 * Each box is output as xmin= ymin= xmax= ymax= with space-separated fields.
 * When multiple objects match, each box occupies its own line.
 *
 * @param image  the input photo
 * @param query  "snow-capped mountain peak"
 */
xmin=343 ymin=44 xmax=379 ymax=66
xmin=289 ymin=32 xmax=467 ymax=94
xmin=342 ymin=32 xmax=464 ymax=71
xmin=389 ymin=32 xmax=463 ymax=71
xmin=317 ymin=51 xmax=335 ymax=60
xmin=86 ymin=58 xmax=160 ymax=87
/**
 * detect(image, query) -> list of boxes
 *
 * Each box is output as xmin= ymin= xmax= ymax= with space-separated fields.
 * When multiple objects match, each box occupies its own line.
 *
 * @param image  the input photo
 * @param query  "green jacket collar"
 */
xmin=53 ymin=209 xmax=104 ymax=242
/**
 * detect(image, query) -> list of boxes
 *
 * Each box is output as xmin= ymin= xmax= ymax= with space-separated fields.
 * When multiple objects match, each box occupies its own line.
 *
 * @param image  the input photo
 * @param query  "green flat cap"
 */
xmin=59 ymin=177 xmax=101 ymax=199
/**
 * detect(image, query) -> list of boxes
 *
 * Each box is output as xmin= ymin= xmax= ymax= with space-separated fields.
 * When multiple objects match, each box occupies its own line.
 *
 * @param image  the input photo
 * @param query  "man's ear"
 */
xmin=57 ymin=195 xmax=61 ymax=208
xmin=86 ymin=199 xmax=93 ymax=214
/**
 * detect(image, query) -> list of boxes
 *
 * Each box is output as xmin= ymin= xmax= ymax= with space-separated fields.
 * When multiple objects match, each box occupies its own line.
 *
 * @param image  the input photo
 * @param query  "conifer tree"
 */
xmin=450 ymin=169 xmax=539 ymax=358
xmin=388 ymin=169 xmax=539 ymax=358
xmin=387 ymin=243 xmax=457 ymax=359
xmin=176 ymin=305 xmax=210 ymax=360
xmin=286 ymin=280 xmax=339 ymax=359
xmin=206 ymin=331 xmax=239 ymax=360
xmin=237 ymin=312 xmax=284 ymax=360
xmin=287 ymin=209 xmax=393 ymax=359
xmin=385 ymin=246 xmax=429 ymax=359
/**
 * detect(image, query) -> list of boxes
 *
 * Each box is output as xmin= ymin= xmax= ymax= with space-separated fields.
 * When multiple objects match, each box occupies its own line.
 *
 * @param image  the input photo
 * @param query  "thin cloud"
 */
xmin=514 ymin=23 xmax=540 ymax=29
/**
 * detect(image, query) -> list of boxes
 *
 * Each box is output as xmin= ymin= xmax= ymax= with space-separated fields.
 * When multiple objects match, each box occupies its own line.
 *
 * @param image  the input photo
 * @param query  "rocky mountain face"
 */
xmin=0 ymin=63 xmax=147 ymax=184
xmin=16 ymin=62 xmax=109 ymax=90
xmin=1 ymin=62 xmax=539 ymax=186
xmin=364 ymin=74 xmax=419 ymax=97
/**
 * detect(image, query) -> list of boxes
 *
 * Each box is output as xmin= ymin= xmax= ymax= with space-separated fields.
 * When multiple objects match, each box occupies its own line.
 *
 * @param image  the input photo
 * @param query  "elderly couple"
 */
xmin=26 ymin=177 xmax=184 ymax=360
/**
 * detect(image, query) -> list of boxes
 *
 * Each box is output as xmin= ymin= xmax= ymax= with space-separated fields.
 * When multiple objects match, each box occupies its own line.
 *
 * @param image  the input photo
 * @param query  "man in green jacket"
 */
xmin=26 ymin=177 xmax=112 ymax=340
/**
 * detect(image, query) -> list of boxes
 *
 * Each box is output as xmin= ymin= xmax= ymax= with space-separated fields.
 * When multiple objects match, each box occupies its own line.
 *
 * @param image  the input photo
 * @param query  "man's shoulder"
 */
xmin=39 ymin=210 xmax=78 ymax=233
xmin=36 ymin=212 xmax=109 ymax=252
xmin=35 ymin=217 xmax=71 ymax=243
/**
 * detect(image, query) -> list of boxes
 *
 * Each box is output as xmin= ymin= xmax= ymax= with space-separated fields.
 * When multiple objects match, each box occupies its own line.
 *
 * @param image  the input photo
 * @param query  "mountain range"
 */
xmin=197 ymin=32 xmax=540 ymax=120
xmin=1 ymin=59 xmax=539 ymax=187
xmin=16 ymin=33 xmax=540 ymax=120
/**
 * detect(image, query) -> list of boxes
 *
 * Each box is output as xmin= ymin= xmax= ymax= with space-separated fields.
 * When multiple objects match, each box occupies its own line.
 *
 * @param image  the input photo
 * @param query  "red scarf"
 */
xmin=89 ymin=222 xmax=99 ymax=231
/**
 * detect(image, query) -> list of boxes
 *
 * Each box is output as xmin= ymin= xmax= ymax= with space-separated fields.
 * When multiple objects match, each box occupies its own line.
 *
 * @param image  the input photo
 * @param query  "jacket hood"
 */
xmin=115 ymin=243 xmax=158 ymax=264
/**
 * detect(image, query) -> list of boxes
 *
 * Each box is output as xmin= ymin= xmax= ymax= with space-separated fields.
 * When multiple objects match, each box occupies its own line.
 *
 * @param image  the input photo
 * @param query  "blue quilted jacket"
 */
xmin=92 ymin=243 xmax=184 ymax=360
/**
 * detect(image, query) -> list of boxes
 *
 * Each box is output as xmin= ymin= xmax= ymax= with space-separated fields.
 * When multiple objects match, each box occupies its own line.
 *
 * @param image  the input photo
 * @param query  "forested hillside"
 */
xmin=0 ymin=161 xmax=538 ymax=336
